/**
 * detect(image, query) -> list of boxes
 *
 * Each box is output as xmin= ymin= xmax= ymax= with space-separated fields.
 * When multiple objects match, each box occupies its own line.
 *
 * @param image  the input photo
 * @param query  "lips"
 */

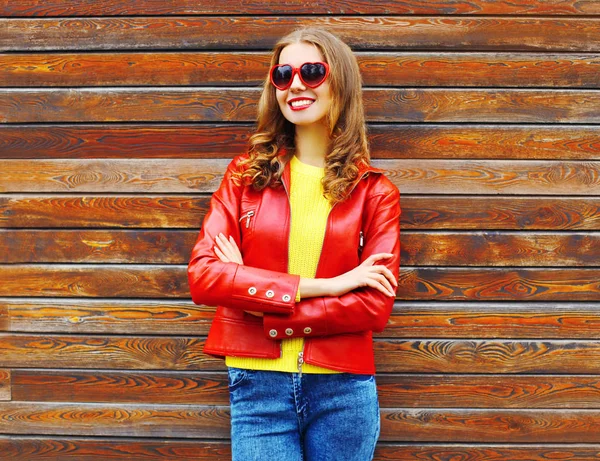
xmin=287 ymin=97 xmax=315 ymax=111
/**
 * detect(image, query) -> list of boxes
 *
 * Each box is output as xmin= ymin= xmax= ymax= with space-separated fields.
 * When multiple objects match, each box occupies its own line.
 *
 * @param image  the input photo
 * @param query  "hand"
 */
xmin=213 ymin=233 xmax=263 ymax=317
xmin=213 ymin=233 xmax=244 ymax=265
xmin=328 ymin=253 xmax=398 ymax=298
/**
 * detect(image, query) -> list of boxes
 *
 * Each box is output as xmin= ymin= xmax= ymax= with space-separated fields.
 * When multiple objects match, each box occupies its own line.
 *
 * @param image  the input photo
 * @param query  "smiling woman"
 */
xmin=187 ymin=26 xmax=400 ymax=461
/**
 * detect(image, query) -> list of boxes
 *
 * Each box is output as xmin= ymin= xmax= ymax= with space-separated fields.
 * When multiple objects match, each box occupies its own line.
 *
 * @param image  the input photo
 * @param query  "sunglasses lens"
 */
xmin=271 ymin=65 xmax=293 ymax=89
xmin=300 ymin=63 xmax=327 ymax=86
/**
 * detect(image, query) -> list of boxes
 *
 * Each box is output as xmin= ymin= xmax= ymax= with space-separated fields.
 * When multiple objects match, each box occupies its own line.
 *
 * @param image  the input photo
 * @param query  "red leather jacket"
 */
xmin=188 ymin=152 xmax=401 ymax=374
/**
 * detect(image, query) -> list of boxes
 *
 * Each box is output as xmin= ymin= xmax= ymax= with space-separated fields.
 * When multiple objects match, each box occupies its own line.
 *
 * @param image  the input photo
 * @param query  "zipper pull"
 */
xmin=238 ymin=210 xmax=255 ymax=228
xmin=359 ymin=230 xmax=364 ymax=248
xmin=297 ymin=352 xmax=304 ymax=378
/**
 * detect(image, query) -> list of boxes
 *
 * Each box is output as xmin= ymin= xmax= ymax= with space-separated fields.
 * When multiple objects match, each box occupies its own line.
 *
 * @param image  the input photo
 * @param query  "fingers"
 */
xmin=363 ymin=253 xmax=394 ymax=266
xmin=372 ymin=272 xmax=396 ymax=297
xmin=373 ymin=264 xmax=398 ymax=289
xmin=228 ymin=235 xmax=244 ymax=263
xmin=213 ymin=245 xmax=229 ymax=262
xmin=365 ymin=276 xmax=396 ymax=297
xmin=215 ymin=233 xmax=242 ymax=264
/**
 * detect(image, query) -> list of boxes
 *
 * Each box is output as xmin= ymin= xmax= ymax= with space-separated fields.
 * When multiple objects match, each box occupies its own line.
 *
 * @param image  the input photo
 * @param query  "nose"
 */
xmin=289 ymin=70 xmax=305 ymax=91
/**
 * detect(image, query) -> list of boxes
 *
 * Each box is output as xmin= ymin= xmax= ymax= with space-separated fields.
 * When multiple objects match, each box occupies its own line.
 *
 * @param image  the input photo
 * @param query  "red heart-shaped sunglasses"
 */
xmin=269 ymin=62 xmax=330 ymax=90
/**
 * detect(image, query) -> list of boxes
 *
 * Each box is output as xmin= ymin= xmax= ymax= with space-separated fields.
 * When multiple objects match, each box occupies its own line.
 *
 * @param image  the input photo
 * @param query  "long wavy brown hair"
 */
xmin=231 ymin=27 xmax=371 ymax=204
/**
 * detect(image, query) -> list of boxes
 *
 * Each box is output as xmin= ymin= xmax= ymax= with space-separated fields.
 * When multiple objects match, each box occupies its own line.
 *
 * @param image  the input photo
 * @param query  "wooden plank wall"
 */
xmin=1 ymin=1 xmax=599 ymax=459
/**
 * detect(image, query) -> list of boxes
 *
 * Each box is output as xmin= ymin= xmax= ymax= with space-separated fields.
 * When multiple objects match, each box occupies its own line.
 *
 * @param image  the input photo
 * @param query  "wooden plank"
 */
xmin=401 ymin=232 xmax=600 ymax=266
xmin=376 ymin=374 xmax=600 ymax=408
xmin=0 ymin=334 xmax=221 ymax=370
xmin=0 ymin=402 xmax=230 ymax=438
xmin=1 ymin=265 xmax=599 ymax=300
xmin=3 ymin=230 xmax=600 ymax=267
xmin=2 ymin=439 xmax=600 ymax=461
xmin=3 ymin=159 xmax=600 ymax=194
xmin=374 ymin=340 xmax=600 ymax=373
xmin=0 ymin=265 xmax=192 ymax=298
xmin=0 ymin=370 xmax=9 ymax=401
xmin=2 ymin=299 xmax=216 ymax=335
xmin=2 ymin=124 xmax=599 ymax=160
xmin=3 ymin=88 xmax=600 ymax=123
xmin=374 ymin=446 xmax=600 ymax=461
xmin=0 ymin=437 xmax=232 ymax=461
xmin=380 ymin=409 xmax=600 ymax=442
xmin=2 ymin=17 xmax=600 ymax=52
xmin=0 ymin=124 xmax=252 ymax=159
xmin=11 ymin=370 xmax=230 ymax=405
xmin=5 ymin=299 xmax=600 ymax=339
xmin=1 ymin=195 xmax=599 ymax=230
xmin=386 ymin=302 xmax=600 ymax=339
xmin=3 ymin=403 xmax=600 ymax=442
xmin=12 ymin=369 xmax=600 ymax=409
xmin=4 ymin=334 xmax=600 ymax=373
xmin=397 ymin=267 xmax=600 ymax=301
xmin=2 ymin=0 xmax=598 ymax=16
xmin=3 ymin=52 xmax=600 ymax=88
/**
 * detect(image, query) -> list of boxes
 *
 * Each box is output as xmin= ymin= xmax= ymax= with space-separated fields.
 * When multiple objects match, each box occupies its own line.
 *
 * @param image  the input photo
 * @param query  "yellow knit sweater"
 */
xmin=225 ymin=154 xmax=341 ymax=374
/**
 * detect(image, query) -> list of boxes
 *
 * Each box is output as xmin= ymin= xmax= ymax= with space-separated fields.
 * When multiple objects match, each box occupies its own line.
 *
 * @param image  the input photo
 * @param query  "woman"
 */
xmin=188 ymin=27 xmax=400 ymax=461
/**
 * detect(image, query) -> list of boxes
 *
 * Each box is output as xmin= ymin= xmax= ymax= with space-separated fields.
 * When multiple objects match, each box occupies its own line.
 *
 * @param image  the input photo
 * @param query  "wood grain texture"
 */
xmin=2 ymin=439 xmax=600 ymax=461
xmin=2 ymin=230 xmax=599 ymax=267
xmin=2 ymin=124 xmax=599 ymax=160
xmin=3 ymin=403 xmax=600 ymax=442
xmin=2 ymin=17 xmax=600 ymax=52
xmin=0 ymin=402 xmax=230 ymax=438
xmin=3 ymin=159 xmax=600 ymax=194
xmin=3 ymin=52 xmax=600 ymax=88
xmin=1 ymin=265 xmax=599 ymax=300
xmin=380 ymin=409 xmax=600 ymax=442
xmin=0 ymin=369 xmax=9 ymax=401
xmin=2 ymin=195 xmax=599 ymax=230
xmin=12 ymin=369 xmax=600 ymax=409
xmin=11 ymin=370 xmax=231 ymax=405
xmin=374 ymin=340 xmax=600 ymax=373
xmin=0 ymin=437 xmax=232 ymax=460
xmin=2 ymin=299 xmax=216 ymax=335
xmin=2 ymin=0 xmax=599 ymax=16
xmin=4 ymin=299 xmax=600 ymax=339
xmin=3 ymin=88 xmax=600 ymax=123
xmin=4 ymin=335 xmax=600 ymax=373
xmin=397 ymin=268 xmax=600 ymax=301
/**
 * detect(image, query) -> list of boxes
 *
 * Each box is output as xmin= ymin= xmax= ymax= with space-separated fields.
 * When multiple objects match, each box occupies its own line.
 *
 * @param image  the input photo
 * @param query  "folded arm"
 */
xmin=263 ymin=188 xmax=401 ymax=338
xmin=187 ymin=157 xmax=300 ymax=315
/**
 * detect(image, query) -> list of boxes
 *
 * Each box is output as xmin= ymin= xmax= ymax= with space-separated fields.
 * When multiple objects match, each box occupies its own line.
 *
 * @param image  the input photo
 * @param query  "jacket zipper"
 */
xmin=238 ymin=210 xmax=255 ymax=228
xmin=283 ymin=166 xmax=370 ymax=370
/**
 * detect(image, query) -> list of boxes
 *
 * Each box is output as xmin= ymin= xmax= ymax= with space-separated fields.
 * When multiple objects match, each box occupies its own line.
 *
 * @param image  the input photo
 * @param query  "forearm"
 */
xmin=298 ymin=277 xmax=332 ymax=298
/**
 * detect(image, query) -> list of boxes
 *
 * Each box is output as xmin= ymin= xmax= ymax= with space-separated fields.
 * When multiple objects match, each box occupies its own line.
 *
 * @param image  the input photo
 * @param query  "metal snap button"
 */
xmin=282 ymin=294 xmax=291 ymax=302
xmin=248 ymin=287 xmax=257 ymax=295
xmin=266 ymin=290 xmax=275 ymax=298
xmin=269 ymin=329 xmax=278 ymax=338
xmin=303 ymin=327 xmax=312 ymax=334
xmin=285 ymin=328 xmax=293 ymax=336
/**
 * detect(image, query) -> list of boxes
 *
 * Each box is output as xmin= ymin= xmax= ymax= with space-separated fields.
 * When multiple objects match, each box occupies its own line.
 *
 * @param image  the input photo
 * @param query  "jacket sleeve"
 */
xmin=187 ymin=156 xmax=300 ymax=315
xmin=263 ymin=187 xmax=400 ymax=338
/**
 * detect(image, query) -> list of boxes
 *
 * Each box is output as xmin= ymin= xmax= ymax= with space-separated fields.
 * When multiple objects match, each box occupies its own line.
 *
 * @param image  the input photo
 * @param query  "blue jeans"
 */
xmin=227 ymin=367 xmax=380 ymax=461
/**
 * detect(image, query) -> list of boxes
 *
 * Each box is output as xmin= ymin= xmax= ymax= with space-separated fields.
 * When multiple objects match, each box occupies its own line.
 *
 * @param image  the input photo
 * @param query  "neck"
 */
xmin=293 ymin=122 xmax=330 ymax=168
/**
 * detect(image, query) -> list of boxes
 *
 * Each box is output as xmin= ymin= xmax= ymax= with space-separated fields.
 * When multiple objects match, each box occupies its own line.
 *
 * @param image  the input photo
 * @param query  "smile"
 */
xmin=288 ymin=99 xmax=315 ymax=111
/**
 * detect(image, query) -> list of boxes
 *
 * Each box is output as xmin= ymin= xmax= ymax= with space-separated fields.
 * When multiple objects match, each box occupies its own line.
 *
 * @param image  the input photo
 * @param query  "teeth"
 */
xmin=290 ymin=100 xmax=314 ymax=107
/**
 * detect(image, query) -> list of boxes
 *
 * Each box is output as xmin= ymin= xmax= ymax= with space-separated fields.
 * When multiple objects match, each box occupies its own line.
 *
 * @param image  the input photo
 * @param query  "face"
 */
xmin=274 ymin=42 xmax=333 ymax=128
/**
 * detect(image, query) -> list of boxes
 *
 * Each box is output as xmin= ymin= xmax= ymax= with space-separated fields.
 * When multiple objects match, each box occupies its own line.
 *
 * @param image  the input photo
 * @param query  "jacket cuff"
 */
xmin=230 ymin=264 xmax=300 ymax=315
xmin=263 ymin=297 xmax=328 ymax=339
